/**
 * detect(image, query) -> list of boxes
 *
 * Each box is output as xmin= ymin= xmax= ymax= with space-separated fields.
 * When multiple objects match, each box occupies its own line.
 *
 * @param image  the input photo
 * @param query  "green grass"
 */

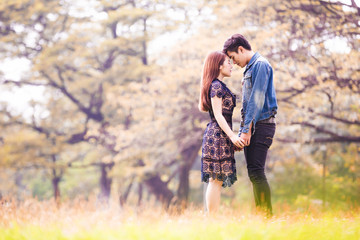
xmin=0 ymin=198 xmax=359 ymax=240
xmin=1 ymin=217 xmax=359 ymax=240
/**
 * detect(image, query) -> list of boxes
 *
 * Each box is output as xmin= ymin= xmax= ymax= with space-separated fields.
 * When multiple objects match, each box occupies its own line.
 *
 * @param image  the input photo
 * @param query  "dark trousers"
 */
xmin=244 ymin=122 xmax=276 ymax=215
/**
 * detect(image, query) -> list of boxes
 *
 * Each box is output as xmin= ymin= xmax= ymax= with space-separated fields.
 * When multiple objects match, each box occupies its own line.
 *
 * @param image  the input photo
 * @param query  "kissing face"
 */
xmin=219 ymin=56 xmax=233 ymax=77
xmin=227 ymin=47 xmax=247 ymax=68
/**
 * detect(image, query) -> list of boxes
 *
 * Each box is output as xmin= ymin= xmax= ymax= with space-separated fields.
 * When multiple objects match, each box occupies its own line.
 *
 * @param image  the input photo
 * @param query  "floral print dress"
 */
xmin=201 ymin=79 xmax=237 ymax=188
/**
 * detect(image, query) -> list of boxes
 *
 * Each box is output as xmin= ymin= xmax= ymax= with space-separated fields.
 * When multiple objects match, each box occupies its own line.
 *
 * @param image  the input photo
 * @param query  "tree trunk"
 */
xmin=142 ymin=18 xmax=148 ymax=66
xmin=144 ymin=174 xmax=174 ymax=209
xmin=52 ymin=174 xmax=61 ymax=205
xmin=177 ymin=142 xmax=202 ymax=209
xmin=99 ymin=162 xmax=114 ymax=203
xmin=137 ymin=183 xmax=143 ymax=206
xmin=51 ymin=154 xmax=62 ymax=206
xmin=119 ymin=176 xmax=135 ymax=206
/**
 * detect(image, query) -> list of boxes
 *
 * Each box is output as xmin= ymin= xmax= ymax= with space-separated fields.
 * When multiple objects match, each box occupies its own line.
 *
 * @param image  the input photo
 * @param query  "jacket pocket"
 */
xmin=242 ymin=74 xmax=252 ymax=102
xmin=242 ymin=74 xmax=252 ymax=89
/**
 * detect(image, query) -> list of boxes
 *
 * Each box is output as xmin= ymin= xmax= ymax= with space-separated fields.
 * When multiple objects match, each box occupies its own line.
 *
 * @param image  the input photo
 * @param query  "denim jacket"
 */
xmin=239 ymin=52 xmax=278 ymax=134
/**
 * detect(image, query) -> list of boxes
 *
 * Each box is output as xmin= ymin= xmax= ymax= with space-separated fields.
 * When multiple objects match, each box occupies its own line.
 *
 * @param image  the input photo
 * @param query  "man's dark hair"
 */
xmin=223 ymin=34 xmax=252 ymax=54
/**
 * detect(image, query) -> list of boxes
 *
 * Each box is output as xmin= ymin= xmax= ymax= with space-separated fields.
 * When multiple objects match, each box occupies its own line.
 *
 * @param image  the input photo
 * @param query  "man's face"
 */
xmin=227 ymin=48 xmax=247 ymax=68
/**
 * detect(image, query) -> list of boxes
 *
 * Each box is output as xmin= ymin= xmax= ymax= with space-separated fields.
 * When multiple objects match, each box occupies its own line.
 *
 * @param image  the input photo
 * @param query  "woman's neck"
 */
xmin=217 ymin=74 xmax=224 ymax=81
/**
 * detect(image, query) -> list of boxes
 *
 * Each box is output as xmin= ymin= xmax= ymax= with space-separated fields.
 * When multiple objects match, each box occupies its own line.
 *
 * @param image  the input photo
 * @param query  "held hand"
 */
xmin=230 ymin=135 xmax=245 ymax=149
xmin=240 ymin=132 xmax=251 ymax=146
xmin=234 ymin=145 xmax=243 ymax=152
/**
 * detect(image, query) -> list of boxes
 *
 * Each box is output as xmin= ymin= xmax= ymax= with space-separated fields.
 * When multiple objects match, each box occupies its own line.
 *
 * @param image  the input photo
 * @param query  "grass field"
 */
xmin=1 ymin=197 xmax=359 ymax=240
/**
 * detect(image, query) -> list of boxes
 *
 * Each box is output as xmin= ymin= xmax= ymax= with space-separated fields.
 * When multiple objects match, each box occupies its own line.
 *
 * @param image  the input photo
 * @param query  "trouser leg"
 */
xmin=248 ymin=170 xmax=272 ymax=214
xmin=244 ymin=123 xmax=275 ymax=215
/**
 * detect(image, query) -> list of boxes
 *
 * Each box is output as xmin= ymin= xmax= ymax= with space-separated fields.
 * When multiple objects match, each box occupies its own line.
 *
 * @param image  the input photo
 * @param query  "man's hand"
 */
xmin=230 ymin=135 xmax=246 ymax=149
xmin=240 ymin=131 xmax=251 ymax=146
xmin=234 ymin=145 xmax=243 ymax=152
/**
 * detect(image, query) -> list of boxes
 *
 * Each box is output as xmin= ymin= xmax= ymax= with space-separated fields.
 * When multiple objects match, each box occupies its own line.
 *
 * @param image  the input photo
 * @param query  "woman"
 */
xmin=199 ymin=51 xmax=244 ymax=214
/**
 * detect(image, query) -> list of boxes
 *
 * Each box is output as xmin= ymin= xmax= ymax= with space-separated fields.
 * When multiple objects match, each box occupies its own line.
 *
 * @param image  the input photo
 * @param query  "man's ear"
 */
xmin=238 ymin=46 xmax=243 ymax=53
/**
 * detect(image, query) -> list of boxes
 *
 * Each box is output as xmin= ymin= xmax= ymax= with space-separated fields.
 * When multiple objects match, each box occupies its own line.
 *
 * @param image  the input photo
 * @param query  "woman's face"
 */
xmin=219 ymin=56 xmax=233 ymax=78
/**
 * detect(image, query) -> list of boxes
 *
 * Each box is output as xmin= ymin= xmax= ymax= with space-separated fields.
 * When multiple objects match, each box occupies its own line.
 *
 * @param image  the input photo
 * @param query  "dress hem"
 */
xmin=201 ymin=172 xmax=237 ymax=188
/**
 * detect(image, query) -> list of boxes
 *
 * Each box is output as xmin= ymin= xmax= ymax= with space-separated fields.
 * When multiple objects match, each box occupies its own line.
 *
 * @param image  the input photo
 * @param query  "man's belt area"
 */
xmin=240 ymin=117 xmax=276 ymax=127
xmin=257 ymin=117 xmax=276 ymax=124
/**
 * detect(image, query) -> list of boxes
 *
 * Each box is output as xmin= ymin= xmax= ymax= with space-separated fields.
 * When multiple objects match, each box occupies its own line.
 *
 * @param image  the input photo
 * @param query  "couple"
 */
xmin=199 ymin=34 xmax=278 ymax=216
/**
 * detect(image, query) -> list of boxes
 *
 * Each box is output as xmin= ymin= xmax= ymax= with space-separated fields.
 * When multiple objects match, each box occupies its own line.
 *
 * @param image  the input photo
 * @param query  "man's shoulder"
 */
xmin=255 ymin=55 xmax=269 ymax=64
xmin=254 ymin=55 xmax=272 ymax=70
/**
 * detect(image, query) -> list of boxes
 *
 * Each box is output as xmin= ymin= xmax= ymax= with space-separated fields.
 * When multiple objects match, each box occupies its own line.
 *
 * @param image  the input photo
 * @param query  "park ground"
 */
xmin=0 ymin=197 xmax=359 ymax=240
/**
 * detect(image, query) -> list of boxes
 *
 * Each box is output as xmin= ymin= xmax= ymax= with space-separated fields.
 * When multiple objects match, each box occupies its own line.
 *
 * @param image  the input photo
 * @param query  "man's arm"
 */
xmin=241 ymin=61 xmax=271 ymax=135
xmin=240 ymin=122 xmax=252 ymax=146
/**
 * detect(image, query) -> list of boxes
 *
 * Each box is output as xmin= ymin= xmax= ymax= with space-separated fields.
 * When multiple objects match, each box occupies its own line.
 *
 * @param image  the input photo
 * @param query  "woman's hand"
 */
xmin=234 ymin=145 xmax=243 ymax=152
xmin=230 ymin=135 xmax=245 ymax=149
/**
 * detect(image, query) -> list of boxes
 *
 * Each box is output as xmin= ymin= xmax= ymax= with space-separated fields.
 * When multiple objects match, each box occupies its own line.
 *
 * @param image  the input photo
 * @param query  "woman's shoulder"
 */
xmin=211 ymin=79 xmax=223 ymax=88
xmin=210 ymin=79 xmax=225 ymax=98
xmin=213 ymin=79 xmax=233 ymax=92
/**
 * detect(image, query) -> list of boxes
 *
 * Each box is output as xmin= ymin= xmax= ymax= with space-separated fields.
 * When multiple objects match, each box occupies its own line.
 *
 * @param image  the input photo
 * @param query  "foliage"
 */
xmin=0 ymin=0 xmax=359 ymax=209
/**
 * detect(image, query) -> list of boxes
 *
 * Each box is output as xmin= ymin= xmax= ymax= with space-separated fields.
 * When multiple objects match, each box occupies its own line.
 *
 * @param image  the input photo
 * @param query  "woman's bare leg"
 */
xmin=206 ymin=179 xmax=222 ymax=214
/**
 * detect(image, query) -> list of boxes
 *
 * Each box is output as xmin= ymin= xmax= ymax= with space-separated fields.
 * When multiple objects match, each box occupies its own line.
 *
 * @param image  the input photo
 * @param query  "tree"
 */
xmin=250 ymin=0 xmax=360 ymax=143
xmin=0 ymin=0 xmax=208 ymax=206
xmin=1 ymin=0 xmax=359 ymax=209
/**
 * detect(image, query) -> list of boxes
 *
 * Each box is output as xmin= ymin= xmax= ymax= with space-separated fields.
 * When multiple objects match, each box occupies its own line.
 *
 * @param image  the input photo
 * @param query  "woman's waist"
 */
xmin=209 ymin=118 xmax=232 ymax=123
xmin=207 ymin=119 xmax=233 ymax=128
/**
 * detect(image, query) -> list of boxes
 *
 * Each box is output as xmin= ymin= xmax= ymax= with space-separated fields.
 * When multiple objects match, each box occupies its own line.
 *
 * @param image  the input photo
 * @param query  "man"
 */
xmin=223 ymin=34 xmax=278 ymax=216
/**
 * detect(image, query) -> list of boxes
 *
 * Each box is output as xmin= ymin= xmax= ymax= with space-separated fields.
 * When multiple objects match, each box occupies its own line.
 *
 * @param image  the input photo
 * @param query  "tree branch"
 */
xmin=41 ymin=70 xmax=104 ymax=122
xmin=291 ymin=121 xmax=360 ymax=143
xmin=3 ymin=79 xmax=48 ymax=87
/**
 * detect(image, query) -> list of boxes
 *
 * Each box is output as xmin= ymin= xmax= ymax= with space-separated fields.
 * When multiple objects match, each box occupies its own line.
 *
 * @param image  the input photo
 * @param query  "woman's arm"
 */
xmin=211 ymin=96 xmax=244 ymax=148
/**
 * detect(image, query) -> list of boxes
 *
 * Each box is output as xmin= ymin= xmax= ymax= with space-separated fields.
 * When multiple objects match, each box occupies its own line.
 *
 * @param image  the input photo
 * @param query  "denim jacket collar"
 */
xmin=244 ymin=52 xmax=260 ymax=75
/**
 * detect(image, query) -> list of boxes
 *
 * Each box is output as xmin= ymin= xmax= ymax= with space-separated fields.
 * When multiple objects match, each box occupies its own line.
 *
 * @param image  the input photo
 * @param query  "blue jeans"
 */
xmin=244 ymin=122 xmax=276 ymax=215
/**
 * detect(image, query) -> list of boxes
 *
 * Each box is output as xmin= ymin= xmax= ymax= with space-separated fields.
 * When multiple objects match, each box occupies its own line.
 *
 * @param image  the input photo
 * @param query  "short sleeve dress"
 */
xmin=201 ymin=79 xmax=237 ymax=188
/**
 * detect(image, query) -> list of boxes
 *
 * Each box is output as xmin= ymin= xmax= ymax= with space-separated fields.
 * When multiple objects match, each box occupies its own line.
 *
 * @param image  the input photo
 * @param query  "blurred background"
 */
xmin=0 ymin=0 xmax=359 ymax=211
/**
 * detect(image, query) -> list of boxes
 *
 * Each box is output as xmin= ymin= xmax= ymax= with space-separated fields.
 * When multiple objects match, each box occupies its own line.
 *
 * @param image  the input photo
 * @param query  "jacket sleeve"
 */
xmin=241 ymin=61 xmax=270 ymax=133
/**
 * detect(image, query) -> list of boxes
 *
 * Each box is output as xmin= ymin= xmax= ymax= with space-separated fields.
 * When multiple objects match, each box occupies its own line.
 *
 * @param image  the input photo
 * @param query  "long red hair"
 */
xmin=199 ymin=51 xmax=226 ymax=112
